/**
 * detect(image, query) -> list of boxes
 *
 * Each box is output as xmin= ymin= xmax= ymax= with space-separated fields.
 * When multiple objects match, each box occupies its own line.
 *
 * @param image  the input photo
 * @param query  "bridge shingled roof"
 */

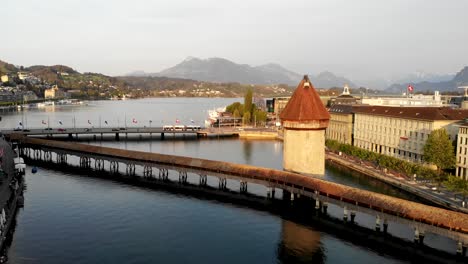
xmin=279 ymin=75 xmax=331 ymax=122
xmin=18 ymin=136 xmax=468 ymax=235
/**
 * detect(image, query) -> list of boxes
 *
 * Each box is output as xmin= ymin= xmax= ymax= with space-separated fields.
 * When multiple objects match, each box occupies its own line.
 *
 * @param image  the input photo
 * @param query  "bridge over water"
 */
xmin=12 ymin=135 xmax=468 ymax=258
xmin=2 ymin=126 xmax=240 ymax=140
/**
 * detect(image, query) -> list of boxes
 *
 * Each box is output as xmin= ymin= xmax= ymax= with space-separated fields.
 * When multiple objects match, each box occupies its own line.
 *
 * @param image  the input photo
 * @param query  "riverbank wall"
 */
xmin=0 ymin=139 xmax=24 ymax=260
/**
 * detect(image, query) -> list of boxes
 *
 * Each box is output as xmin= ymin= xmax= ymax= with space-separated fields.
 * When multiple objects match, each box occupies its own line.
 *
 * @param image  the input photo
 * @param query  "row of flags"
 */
xmin=28 ymin=118 xmax=195 ymax=126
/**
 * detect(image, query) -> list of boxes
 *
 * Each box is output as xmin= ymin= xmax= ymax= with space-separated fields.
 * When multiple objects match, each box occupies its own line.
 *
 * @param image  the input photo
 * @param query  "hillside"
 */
xmin=386 ymin=66 xmax=468 ymax=93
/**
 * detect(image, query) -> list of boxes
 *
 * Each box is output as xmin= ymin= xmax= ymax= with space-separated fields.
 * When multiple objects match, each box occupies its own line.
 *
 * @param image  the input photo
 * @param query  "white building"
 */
xmin=361 ymin=91 xmax=447 ymax=107
xmin=456 ymin=123 xmax=468 ymax=181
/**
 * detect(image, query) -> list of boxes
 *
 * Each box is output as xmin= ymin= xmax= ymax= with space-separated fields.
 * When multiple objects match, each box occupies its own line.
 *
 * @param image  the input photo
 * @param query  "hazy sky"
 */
xmin=2 ymin=0 xmax=468 ymax=82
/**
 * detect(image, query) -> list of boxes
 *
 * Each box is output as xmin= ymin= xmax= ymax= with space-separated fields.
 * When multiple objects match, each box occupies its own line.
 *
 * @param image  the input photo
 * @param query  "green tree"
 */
xmin=423 ymin=128 xmax=456 ymax=173
xmin=444 ymin=176 xmax=468 ymax=200
xmin=243 ymin=111 xmax=251 ymax=124
xmin=244 ymin=88 xmax=253 ymax=116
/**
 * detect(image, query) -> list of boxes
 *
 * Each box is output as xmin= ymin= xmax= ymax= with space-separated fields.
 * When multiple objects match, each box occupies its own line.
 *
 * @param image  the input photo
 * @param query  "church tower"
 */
xmin=280 ymin=75 xmax=330 ymax=176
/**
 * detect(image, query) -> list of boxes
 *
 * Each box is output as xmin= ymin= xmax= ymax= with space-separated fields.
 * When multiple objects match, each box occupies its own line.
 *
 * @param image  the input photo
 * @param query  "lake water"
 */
xmin=0 ymin=98 xmax=451 ymax=263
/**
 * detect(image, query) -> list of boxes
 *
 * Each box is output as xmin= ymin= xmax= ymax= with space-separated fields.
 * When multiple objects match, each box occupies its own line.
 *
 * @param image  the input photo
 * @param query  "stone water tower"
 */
xmin=280 ymin=75 xmax=330 ymax=176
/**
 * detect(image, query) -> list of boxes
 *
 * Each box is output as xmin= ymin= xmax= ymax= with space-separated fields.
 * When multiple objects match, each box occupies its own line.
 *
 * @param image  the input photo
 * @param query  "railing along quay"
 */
xmin=14 ymin=135 xmax=468 ymax=256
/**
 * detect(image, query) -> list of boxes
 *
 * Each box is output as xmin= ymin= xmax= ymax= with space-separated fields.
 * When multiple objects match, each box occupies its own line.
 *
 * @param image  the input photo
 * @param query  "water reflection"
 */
xmin=278 ymin=220 xmax=324 ymax=263
xmin=243 ymin=140 xmax=252 ymax=163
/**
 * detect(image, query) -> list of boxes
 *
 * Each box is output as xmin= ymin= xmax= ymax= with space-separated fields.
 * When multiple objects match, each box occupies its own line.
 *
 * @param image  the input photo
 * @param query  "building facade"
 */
xmin=44 ymin=85 xmax=65 ymax=99
xmin=353 ymin=106 xmax=468 ymax=163
xmin=326 ymin=105 xmax=354 ymax=145
xmin=456 ymin=124 xmax=468 ymax=181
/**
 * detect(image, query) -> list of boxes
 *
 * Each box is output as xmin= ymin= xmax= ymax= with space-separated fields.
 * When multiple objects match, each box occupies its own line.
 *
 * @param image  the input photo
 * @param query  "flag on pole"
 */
xmin=105 ymin=120 xmax=108 ymax=125
xmin=19 ymin=121 xmax=23 ymax=126
xmin=59 ymin=120 xmax=63 ymax=125
xmin=132 ymin=118 xmax=137 ymax=124
xmin=190 ymin=119 xmax=195 ymax=124
xmin=407 ymin=85 xmax=414 ymax=92
xmin=176 ymin=119 xmax=180 ymax=124
xmin=42 ymin=120 xmax=47 ymax=125
xmin=88 ymin=120 xmax=91 ymax=125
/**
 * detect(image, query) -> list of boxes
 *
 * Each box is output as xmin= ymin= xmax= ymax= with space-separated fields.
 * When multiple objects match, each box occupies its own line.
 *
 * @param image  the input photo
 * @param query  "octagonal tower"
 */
xmin=280 ymin=75 xmax=330 ymax=176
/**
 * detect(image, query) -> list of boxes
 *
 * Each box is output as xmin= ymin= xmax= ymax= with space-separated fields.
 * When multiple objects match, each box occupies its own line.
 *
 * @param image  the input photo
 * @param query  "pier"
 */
xmin=12 ymin=135 xmax=468 ymax=257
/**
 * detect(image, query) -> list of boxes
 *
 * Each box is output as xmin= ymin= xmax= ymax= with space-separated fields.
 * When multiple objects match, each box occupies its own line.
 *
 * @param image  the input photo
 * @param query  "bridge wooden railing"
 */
xmin=16 ymin=135 xmax=468 ymax=236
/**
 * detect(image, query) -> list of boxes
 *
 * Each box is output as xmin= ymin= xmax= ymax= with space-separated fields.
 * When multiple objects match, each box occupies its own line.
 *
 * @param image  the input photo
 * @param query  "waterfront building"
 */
xmin=353 ymin=106 xmax=468 ymax=163
xmin=280 ymin=75 xmax=330 ymax=175
xmin=44 ymin=85 xmax=65 ymax=99
xmin=0 ymin=75 xmax=8 ymax=83
xmin=361 ymin=91 xmax=448 ymax=107
xmin=455 ymin=123 xmax=468 ymax=181
xmin=326 ymin=104 xmax=354 ymax=145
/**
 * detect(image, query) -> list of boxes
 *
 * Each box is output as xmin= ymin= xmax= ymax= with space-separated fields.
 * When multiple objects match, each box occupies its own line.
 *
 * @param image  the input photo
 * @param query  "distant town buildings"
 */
xmin=44 ymin=85 xmax=65 ymax=99
xmin=1 ymin=75 xmax=8 ymax=83
xmin=361 ymin=91 xmax=447 ymax=107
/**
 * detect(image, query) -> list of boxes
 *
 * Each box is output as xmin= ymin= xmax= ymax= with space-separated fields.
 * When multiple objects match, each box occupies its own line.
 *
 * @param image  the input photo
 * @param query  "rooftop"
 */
xmin=279 ymin=75 xmax=330 ymax=122
xmin=353 ymin=105 xmax=468 ymax=121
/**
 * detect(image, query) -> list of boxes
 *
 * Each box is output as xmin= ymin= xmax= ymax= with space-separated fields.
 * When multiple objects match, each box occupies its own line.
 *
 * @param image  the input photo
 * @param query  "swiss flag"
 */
xmin=407 ymin=85 xmax=414 ymax=92
xmin=176 ymin=119 xmax=180 ymax=124
xmin=132 ymin=118 xmax=138 ymax=124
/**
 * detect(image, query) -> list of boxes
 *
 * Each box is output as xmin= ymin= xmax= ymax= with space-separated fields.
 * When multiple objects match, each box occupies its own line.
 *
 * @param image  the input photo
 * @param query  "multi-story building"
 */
xmin=353 ymin=106 xmax=468 ymax=162
xmin=456 ymin=124 xmax=468 ymax=181
xmin=361 ymin=91 xmax=448 ymax=107
xmin=326 ymin=104 xmax=354 ymax=145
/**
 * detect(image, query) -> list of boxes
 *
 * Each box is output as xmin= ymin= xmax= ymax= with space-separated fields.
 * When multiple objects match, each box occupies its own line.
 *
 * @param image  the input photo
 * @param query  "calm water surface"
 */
xmin=2 ymin=98 xmax=417 ymax=263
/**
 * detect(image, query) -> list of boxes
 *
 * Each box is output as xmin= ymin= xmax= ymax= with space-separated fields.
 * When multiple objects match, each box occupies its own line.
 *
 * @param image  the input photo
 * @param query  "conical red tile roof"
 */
xmin=280 ymin=75 xmax=330 ymax=122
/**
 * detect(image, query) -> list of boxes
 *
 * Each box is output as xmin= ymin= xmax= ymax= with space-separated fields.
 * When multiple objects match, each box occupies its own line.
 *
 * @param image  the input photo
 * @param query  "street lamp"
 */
xmin=149 ymin=120 xmax=152 ymax=128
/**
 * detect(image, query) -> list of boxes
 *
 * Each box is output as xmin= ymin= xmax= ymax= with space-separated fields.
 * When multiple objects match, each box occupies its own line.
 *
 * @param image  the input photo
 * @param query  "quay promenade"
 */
xmin=12 ymin=136 xmax=468 ymax=256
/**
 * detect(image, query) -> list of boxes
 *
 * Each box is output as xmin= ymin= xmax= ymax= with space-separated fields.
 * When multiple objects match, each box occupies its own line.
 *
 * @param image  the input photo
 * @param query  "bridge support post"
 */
xmin=199 ymin=174 xmax=207 ymax=186
xmin=267 ymin=187 xmax=276 ymax=199
xmin=115 ymin=133 xmax=120 ymax=141
xmin=110 ymin=161 xmax=119 ymax=174
xmin=462 ymin=243 xmax=467 ymax=257
xmin=218 ymin=178 xmax=227 ymax=190
xmin=457 ymin=241 xmax=463 ymax=256
xmin=34 ymin=149 xmax=41 ymax=160
xmin=159 ymin=168 xmax=168 ymax=180
xmin=322 ymin=202 xmax=328 ymax=214
xmin=143 ymin=166 xmax=153 ymax=178
xmin=44 ymin=151 xmax=52 ymax=162
xmin=161 ymin=133 xmax=165 ymax=140
xmin=95 ymin=159 xmax=105 ymax=171
xmin=419 ymin=230 xmax=425 ymax=245
xmin=350 ymin=211 xmax=356 ymax=223
xmin=56 ymin=153 xmax=67 ymax=164
xmin=414 ymin=228 xmax=420 ymax=243
xmin=126 ymin=163 xmax=136 ymax=176
xmin=383 ymin=219 xmax=388 ymax=234
xmin=343 ymin=207 xmax=348 ymax=222
xmin=375 ymin=215 xmax=380 ymax=231
xmin=178 ymin=171 xmax=187 ymax=184
xmin=240 ymin=181 xmax=247 ymax=193
xmin=80 ymin=157 xmax=91 ymax=169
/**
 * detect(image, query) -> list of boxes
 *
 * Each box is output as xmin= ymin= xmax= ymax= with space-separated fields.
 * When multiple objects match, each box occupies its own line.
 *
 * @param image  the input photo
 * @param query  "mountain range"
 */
xmin=386 ymin=67 xmax=468 ymax=93
xmin=128 ymin=57 xmax=357 ymax=88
